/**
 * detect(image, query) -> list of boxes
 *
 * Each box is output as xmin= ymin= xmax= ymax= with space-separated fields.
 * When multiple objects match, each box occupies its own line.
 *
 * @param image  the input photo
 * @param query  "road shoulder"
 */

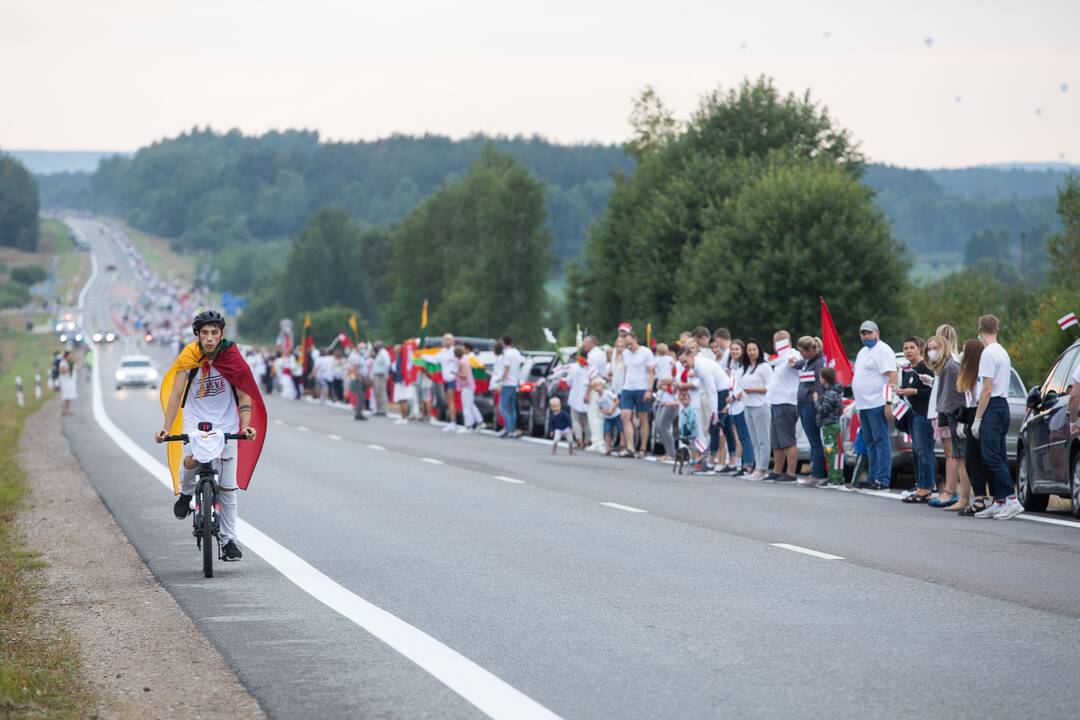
xmin=18 ymin=399 xmax=265 ymax=720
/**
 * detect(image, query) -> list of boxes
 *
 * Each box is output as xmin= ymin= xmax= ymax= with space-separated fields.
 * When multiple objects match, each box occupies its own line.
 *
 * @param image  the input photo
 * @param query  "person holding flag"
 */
xmin=155 ymin=310 xmax=267 ymax=563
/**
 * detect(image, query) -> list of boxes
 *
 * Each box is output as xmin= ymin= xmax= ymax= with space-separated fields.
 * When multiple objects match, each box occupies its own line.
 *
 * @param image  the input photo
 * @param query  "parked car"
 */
xmin=114 ymin=355 xmax=159 ymax=390
xmin=1016 ymin=338 xmax=1080 ymax=516
xmin=517 ymin=352 xmax=558 ymax=435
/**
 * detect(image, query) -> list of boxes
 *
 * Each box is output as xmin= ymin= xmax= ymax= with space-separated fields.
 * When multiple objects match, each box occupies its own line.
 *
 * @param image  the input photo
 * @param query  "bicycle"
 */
xmin=163 ymin=423 xmax=248 ymax=578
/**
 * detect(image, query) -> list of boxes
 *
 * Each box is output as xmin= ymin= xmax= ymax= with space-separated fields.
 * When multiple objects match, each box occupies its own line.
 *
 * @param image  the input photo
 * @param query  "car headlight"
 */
xmin=60 ymin=334 xmax=68 ymax=342
xmin=115 ymin=371 xmax=127 ymax=381
xmin=147 ymin=369 xmax=159 ymax=380
xmin=105 ymin=333 xmax=116 ymax=342
xmin=92 ymin=333 xmax=103 ymax=343
xmin=55 ymin=323 xmax=63 ymax=332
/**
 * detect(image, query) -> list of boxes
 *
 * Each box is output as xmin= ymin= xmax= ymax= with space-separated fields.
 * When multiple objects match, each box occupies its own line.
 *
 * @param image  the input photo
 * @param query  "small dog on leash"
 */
xmin=673 ymin=437 xmax=692 ymax=474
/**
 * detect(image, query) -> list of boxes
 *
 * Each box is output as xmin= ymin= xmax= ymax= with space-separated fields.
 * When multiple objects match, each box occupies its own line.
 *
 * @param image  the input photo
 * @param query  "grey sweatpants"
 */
xmin=744 ymin=404 xmax=771 ymax=471
xmin=655 ymin=404 xmax=678 ymax=457
xmin=181 ymin=455 xmax=238 ymax=545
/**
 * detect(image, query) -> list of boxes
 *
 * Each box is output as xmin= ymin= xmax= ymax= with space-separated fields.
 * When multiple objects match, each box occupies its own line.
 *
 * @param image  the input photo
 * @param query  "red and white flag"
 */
xmin=775 ymin=338 xmax=791 ymax=354
xmin=799 ymin=370 xmax=815 ymax=383
xmin=820 ymin=298 xmax=854 ymax=386
xmin=1058 ymin=312 xmax=1079 ymax=331
xmin=892 ymin=398 xmax=910 ymax=421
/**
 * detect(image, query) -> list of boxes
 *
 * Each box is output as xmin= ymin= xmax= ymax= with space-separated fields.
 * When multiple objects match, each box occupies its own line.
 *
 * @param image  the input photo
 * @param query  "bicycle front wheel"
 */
xmin=201 ymin=483 xmax=214 ymax=578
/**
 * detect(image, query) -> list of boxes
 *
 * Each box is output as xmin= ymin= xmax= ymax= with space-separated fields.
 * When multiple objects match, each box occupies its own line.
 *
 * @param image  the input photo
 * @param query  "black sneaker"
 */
xmin=220 ymin=541 xmax=243 ymax=562
xmin=716 ymin=465 xmax=737 ymax=475
xmin=764 ymin=473 xmax=780 ymax=483
xmin=775 ymin=474 xmax=797 ymax=483
xmin=173 ymin=493 xmax=193 ymax=519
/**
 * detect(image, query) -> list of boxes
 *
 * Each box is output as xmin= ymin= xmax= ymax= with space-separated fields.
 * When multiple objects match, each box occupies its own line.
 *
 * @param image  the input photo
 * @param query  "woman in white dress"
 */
xmin=58 ymin=350 xmax=78 ymax=416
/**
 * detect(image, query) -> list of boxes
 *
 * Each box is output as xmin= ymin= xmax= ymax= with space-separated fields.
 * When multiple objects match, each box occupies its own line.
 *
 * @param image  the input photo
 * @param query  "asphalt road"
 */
xmin=62 ymin=216 xmax=1080 ymax=720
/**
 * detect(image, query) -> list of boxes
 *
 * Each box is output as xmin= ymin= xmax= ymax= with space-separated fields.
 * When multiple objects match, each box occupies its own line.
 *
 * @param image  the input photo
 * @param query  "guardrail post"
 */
xmin=34 ymin=373 xmax=42 ymax=399
xmin=15 ymin=376 xmax=25 ymax=408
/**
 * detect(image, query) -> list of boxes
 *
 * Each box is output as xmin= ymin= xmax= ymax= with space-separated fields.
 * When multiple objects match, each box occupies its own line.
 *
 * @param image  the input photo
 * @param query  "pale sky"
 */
xmin=3 ymin=0 xmax=1077 ymax=167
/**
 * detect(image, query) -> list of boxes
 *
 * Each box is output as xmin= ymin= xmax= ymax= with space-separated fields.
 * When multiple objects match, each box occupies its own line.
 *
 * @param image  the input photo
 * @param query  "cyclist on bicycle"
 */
xmin=155 ymin=310 xmax=266 ymax=562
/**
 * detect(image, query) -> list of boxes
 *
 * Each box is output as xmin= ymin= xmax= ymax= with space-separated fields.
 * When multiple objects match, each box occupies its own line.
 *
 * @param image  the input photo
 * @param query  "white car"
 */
xmin=115 ymin=355 xmax=159 ymax=390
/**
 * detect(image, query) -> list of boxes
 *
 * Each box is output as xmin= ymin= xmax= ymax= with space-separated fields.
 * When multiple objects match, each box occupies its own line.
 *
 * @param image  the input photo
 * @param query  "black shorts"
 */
xmin=770 ymin=403 xmax=797 ymax=450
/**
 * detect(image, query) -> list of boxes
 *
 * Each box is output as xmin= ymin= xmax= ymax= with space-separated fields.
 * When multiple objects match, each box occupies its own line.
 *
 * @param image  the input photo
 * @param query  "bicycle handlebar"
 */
xmin=162 ymin=433 xmax=250 ymax=443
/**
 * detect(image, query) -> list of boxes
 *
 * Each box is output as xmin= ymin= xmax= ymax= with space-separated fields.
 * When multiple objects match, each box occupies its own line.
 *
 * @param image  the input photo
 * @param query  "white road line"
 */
xmin=367 ymin=444 xmax=386 ymax=451
xmin=273 ymin=419 xmax=285 ymax=425
xmin=519 ymin=437 xmax=549 ymax=446
xmin=771 ymin=543 xmax=845 ymax=560
xmin=421 ymin=457 xmax=445 ymax=465
xmin=601 ymin=502 xmax=648 ymax=514
xmin=493 ymin=475 xmax=526 ymax=485
xmin=82 ymin=250 xmax=563 ymax=720
xmin=1018 ymin=514 xmax=1080 ymax=529
xmin=328 ymin=434 xmax=343 ymax=441
xmin=296 ymin=425 xmax=310 ymax=432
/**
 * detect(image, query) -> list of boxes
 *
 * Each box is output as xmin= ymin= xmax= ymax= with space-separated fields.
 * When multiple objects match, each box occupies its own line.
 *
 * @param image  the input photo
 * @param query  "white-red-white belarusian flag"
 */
xmin=1058 ymin=312 xmax=1078 ymax=331
xmin=892 ymin=398 xmax=910 ymax=421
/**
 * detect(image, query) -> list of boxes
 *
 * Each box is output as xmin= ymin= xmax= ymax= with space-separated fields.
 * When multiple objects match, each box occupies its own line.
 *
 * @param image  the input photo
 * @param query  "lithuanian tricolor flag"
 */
xmin=413 ymin=346 xmax=490 ymax=392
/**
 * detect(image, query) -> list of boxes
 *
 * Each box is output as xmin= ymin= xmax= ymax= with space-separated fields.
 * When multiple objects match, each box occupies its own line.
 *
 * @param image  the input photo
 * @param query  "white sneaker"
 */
xmin=442 ymin=425 xmax=454 ymax=432
xmin=456 ymin=426 xmax=468 ymax=434
xmin=993 ymin=497 xmax=1025 ymax=520
xmin=974 ymin=501 xmax=1003 ymax=518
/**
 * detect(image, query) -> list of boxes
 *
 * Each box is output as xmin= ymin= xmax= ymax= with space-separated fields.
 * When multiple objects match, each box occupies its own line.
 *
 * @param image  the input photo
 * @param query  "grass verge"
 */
xmin=0 ymin=322 xmax=95 ymax=717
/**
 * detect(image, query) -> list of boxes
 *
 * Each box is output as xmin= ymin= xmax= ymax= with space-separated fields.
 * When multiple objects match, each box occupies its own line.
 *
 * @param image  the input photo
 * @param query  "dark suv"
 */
xmin=515 ymin=352 xmax=558 ymax=436
xmin=1016 ymin=338 xmax=1080 ymax=517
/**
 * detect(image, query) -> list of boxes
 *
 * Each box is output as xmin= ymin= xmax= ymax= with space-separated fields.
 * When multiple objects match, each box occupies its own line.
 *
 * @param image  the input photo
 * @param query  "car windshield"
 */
xmin=121 ymin=359 xmax=151 ymax=368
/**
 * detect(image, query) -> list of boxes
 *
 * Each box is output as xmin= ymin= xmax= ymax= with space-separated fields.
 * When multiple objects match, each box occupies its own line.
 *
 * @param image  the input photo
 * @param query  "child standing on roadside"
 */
xmin=677 ymin=388 xmax=700 ymax=458
xmin=594 ymin=379 xmax=622 ymax=455
xmin=548 ymin=397 xmax=574 ymax=455
xmin=814 ymin=366 xmax=845 ymax=485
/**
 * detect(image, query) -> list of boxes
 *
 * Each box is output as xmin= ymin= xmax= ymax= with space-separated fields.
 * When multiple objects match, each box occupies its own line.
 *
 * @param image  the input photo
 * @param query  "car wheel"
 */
xmin=1071 ymin=452 xmax=1080 ymax=520
xmin=1016 ymin=449 xmax=1048 ymax=512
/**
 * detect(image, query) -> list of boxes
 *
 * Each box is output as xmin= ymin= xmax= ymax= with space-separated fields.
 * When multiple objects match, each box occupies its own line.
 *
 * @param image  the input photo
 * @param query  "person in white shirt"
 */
xmin=851 ymin=320 xmax=898 ymax=488
xmin=766 ymin=330 xmax=801 ymax=481
xmin=567 ymin=356 xmax=592 ymax=448
xmin=682 ymin=343 xmax=716 ymax=469
xmin=725 ymin=339 xmax=755 ymax=477
xmin=692 ymin=327 xmax=730 ymax=471
xmin=583 ymin=335 xmax=608 ymax=452
xmin=371 ymin=341 xmax=391 ymax=415
xmin=348 ymin=345 xmax=369 ymax=420
xmin=619 ymin=331 xmax=656 ymax=457
xmin=498 ymin=335 xmax=524 ymax=438
xmin=438 ymin=334 xmax=459 ymax=430
xmin=739 ymin=340 xmax=773 ymax=479
xmin=971 ymin=314 xmax=1024 ymax=519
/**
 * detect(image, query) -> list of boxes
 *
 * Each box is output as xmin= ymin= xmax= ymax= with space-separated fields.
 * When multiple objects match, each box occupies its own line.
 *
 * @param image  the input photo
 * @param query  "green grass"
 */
xmin=0 ymin=326 xmax=95 ymax=718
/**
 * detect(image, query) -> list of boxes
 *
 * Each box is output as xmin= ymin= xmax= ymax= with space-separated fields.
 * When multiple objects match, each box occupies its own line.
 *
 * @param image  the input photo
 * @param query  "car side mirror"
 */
xmin=1026 ymin=387 xmax=1041 ymax=410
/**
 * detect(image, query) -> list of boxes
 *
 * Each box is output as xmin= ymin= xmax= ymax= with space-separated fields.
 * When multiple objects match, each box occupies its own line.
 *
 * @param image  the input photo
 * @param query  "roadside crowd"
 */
xmin=243 ymin=313 xmax=1033 ymax=521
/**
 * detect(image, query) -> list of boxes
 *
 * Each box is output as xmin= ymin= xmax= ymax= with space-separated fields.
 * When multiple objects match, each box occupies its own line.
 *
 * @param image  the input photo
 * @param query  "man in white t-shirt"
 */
xmin=851 ymin=320 xmax=898 ymax=489
xmin=498 ymin=335 xmax=524 ymax=438
xmin=583 ymin=335 xmax=608 ymax=451
xmin=372 ymin=341 xmax=391 ymax=415
xmin=971 ymin=314 xmax=1024 ymax=519
xmin=619 ymin=331 xmax=656 ymax=457
xmin=437 ymin=333 xmax=459 ymax=430
xmin=567 ymin=357 xmax=591 ymax=448
xmin=766 ymin=330 xmax=801 ymax=481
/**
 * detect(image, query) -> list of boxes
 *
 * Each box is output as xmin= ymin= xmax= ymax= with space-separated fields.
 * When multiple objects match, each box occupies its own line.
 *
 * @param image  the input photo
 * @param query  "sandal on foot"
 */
xmin=928 ymin=493 xmax=958 ymax=507
xmin=903 ymin=491 xmax=932 ymax=504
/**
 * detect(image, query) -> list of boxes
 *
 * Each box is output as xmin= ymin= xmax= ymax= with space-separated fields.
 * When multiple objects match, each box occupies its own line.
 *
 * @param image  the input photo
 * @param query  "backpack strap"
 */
xmin=180 ymin=367 xmax=199 ymax=408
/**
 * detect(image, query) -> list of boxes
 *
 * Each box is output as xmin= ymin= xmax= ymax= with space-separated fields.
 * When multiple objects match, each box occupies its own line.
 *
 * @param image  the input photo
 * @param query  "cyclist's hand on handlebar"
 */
xmin=241 ymin=426 xmax=257 ymax=440
xmin=155 ymin=430 xmax=167 ymax=444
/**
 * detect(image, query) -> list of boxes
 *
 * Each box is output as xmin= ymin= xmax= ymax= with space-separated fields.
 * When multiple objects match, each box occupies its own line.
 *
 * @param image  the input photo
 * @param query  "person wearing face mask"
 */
xmin=851 ymin=320 xmax=898 ymax=490
xmin=925 ymin=333 xmax=970 ymax=510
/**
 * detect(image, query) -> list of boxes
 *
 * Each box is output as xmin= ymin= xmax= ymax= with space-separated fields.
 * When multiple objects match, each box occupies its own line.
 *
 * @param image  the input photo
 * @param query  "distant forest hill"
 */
xmin=33 ymin=129 xmax=1071 ymax=277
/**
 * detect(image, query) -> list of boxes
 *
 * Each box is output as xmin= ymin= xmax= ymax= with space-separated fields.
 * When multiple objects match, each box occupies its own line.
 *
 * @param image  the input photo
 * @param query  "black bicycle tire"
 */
xmin=201 ymin=482 xmax=214 ymax=578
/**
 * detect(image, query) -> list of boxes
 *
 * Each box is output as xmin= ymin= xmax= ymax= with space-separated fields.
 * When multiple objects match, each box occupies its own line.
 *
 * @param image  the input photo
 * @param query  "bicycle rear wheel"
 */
xmin=200 ymin=482 xmax=214 ymax=578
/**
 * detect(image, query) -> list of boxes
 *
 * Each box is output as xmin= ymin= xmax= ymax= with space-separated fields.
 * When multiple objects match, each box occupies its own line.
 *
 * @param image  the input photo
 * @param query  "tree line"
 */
xmin=0 ymin=154 xmax=39 ymax=252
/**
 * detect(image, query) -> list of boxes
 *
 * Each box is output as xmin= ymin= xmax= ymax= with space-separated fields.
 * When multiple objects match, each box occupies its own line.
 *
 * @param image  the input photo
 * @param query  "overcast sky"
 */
xmin=3 ymin=0 xmax=1077 ymax=167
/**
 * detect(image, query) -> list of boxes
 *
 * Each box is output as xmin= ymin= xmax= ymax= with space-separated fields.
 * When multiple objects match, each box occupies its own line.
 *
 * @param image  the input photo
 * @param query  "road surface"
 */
xmin=62 ymin=216 xmax=1080 ymax=719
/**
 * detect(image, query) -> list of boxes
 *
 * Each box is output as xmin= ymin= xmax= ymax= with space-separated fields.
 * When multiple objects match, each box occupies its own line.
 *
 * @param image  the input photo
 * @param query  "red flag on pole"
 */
xmin=820 ymin=297 xmax=854 ymax=386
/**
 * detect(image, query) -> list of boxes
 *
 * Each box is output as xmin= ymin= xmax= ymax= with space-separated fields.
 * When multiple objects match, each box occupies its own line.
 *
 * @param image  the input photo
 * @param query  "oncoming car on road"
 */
xmin=115 ymin=355 xmax=160 ymax=390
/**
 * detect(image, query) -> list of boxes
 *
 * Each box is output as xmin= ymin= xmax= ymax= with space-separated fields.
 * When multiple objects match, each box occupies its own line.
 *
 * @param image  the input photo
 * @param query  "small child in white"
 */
xmin=548 ymin=397 xmax=574 ymax=455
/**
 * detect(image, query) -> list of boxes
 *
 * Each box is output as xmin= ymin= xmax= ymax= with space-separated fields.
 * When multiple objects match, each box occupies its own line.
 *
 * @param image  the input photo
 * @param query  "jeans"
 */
xmin=709 ymin=390 xmax=729 ymax=455
xmin=911 ymin=414 xmax=937 ymax=491
xmin=798 ymin=402 xmax=825 ymax=478
xmin=858 ymin=406 xmax=892 ymax=487
xmin=980 ymin=397 xmax=1013 ymax=500
xmin=965 ymin=431 xmax=990 ymax=496
xmin=721 ymin=412 xmax=736 ymax=454
xmin=731 ymin=412 xmax=754 ymax=467
xmin=499 ymin=385 xmax=518 ymax=434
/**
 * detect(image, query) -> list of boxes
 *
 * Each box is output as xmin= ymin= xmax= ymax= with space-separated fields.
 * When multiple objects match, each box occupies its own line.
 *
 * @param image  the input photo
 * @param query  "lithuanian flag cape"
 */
xmin=159 ymin=339 xmax=268 ymax=495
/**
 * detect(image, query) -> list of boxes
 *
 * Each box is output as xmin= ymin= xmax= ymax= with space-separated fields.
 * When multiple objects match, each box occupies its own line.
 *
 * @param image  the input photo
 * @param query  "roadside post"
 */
xmin=15 ymin=376 xmax=25 ymax=408
xmin=34 ymin=373 xmax=42 ymax=399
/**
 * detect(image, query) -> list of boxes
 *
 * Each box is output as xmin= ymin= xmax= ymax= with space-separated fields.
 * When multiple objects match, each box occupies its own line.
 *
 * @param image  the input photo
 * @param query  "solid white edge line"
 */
xmin=493 ymin=475 xmax=526 ymax=485
xmin=81 ymin=245 xmax=563 ymax=720
xmin=600 ymin=502 xmax=648 ymax=514
xmin=770 ymin=543 xmax=845 ymax=560
xmin=421 ymin=457 xmax=444 ymax=465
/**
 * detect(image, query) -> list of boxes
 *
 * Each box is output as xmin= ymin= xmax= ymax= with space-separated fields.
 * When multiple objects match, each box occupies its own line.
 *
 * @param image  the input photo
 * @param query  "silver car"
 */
xmin=115 ymin=355 xmax=159 ymax=390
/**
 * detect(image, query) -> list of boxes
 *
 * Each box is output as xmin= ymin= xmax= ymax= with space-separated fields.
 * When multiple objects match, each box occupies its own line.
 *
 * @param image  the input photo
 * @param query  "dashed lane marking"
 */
xmin=367 ymin=444 xmax=386 ymax=451
xmin=493 ymin=475 xmax=526 ymax=484
xmin=421 ymin=457 xmax=445 ymax=465
xmin=601 ymin=502 xmax=648 ymax=514
xmin=328 ymin=434 xmax=342 ymax=441
xmin=771 ymin=543 xmax=845 ymax=560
